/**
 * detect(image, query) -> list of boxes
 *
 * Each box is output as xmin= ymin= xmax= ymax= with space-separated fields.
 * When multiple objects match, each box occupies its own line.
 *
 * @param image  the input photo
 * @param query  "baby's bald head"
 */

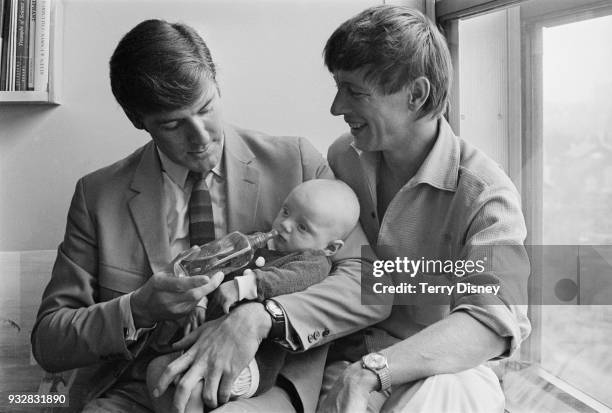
xmin=292 ymin=179 xmax=360 ymax=239
xmin=272 ymin=179 xmax=360 ymax=255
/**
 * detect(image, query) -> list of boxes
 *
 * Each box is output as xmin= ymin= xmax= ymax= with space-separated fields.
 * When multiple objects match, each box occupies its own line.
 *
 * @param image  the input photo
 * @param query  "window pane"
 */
xmin=542 ymin=13 xmax=612 ymax=406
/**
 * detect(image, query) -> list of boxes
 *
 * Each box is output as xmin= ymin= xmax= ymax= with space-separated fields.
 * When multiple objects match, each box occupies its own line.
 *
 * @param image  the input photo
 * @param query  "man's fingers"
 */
xmin=183 ymin=320 xmax=194 ymax=338
xmin=172 ymin=326 xmax=202 ymax=351
xmin=154 ymin=273 xmax=210 ymax=292
xmin=154 ymin=351 xmax=193 ymax=397
xmin=217 ymin=374 xmax=235 ymax=406
xmin=223 ymin=300 xmax=232 ymax=314
xmin=173 ymin=366 xmax=204 ymax=413
xmin=193 ymin=271 xmax=224 ymax=297
xmin=157 ymin=271 xmax=221 ymax=297
xmin=201 ymin=364 xmax=223 ymax=409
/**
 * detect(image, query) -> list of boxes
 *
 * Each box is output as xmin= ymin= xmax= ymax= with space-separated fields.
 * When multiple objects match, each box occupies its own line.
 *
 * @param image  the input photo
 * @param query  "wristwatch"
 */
xmin=263 ymin=299 xmax=286 ymax=340
xmin=361 ymin=352 xmax=391 ymax=392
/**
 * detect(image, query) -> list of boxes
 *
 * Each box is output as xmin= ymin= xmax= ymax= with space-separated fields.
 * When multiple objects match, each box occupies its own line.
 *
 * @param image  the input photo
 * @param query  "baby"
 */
xmin=147 ymin=179 xmax=360 ymax=411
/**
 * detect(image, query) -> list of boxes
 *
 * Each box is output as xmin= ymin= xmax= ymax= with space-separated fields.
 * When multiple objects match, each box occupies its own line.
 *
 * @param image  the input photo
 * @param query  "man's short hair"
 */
xmin=110 ymin=19 xmax=217 ymax=116
xmin=323 ymin=5 xmax=452 ymax=119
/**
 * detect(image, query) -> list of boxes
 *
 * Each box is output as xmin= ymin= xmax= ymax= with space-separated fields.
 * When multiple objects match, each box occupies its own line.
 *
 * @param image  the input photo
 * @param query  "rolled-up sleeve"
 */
xmin=450 ymin=184 xmax=531 ymax=358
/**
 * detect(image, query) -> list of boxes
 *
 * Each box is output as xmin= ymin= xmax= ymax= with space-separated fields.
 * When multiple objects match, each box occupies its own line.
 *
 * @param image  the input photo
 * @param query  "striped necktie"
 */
xmin=188 ymin=171 xmax=215 ymax=246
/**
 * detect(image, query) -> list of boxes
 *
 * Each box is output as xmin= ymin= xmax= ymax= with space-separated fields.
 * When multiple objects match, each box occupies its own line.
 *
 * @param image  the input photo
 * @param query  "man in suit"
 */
xmin=31 ymin=19 xmax=389 ymax=413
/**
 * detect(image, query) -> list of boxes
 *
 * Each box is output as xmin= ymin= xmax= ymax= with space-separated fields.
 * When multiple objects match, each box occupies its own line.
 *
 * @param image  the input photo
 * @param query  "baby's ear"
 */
xmin=324 ymin=240 xmax=344 ymax=256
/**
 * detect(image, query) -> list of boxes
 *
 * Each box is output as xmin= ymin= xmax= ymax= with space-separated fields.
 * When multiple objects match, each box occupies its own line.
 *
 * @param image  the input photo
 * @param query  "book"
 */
xmin=0 ymin=0 xmax=5 ymax=80
xmin=0 ymin=0 xmax=10 ymax=90
xmin=34 ymin=0 xmax=49 ymax=91
xmin=27 ymin=0 xmax=36 ymax=90
xmin=7 ymin=0 xmax=17 ymax=91
xmin=14 ymin=0 xmax=27 ymax=90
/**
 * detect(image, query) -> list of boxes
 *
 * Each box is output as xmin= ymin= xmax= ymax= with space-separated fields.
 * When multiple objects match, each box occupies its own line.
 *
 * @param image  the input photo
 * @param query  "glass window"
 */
xmin=541 ymin=13 xmax=612 ymax=407
xmin=446 ymin=2 xmax=612 ymax=410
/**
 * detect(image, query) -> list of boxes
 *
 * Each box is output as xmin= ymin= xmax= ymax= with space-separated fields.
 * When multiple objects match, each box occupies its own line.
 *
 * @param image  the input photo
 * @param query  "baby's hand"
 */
xmin=183 ymin=297 xmax=208 ymax=336
xmin=217 ymin=280 xmax=240 ymax=314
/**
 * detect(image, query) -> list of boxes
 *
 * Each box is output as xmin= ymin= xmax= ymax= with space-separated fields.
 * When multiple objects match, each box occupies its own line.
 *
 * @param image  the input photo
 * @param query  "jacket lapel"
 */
xmin=224 ymin=125 xmax=260 ymax=233
xmin=128 ymin=142 xmax=172 ymax=274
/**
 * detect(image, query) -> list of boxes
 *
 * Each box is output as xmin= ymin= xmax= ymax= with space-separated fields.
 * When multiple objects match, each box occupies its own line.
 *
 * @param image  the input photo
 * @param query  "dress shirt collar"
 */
xmin=349 ymin=117 xmax=459 ymax=192
xmin=156 ymin=140 xmax=225 ymax=188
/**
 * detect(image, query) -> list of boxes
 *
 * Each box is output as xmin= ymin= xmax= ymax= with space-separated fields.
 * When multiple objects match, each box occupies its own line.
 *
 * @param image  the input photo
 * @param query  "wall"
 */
xmin=0 ymin=0 xmax=381 ymax=251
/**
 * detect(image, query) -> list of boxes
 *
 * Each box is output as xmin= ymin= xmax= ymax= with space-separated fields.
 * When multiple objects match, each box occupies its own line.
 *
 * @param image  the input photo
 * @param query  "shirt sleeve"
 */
xmin=119 ymin=292 xmax=156 ymax=346
xmin=251 ymin=253 xmax=331 ymax=350
xmin=235 ymin=272 xmax=258 ymax=301
xmin=449 ymin=184 xmax=531 ymax=358
xmin=252 ymin=252 xmax=331 ymax=301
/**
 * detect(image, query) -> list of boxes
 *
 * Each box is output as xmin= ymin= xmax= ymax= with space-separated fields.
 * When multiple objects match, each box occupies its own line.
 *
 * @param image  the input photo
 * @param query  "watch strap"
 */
xmin=264 ymin=299 xmax=285 ymax=340
xmin=362 ymin=353 xmax=392 ymax=392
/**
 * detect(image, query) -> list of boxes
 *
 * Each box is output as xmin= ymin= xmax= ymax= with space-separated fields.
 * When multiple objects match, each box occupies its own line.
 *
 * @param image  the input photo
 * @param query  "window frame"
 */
xmin=437 ymin=0 xmax=612 ymax=410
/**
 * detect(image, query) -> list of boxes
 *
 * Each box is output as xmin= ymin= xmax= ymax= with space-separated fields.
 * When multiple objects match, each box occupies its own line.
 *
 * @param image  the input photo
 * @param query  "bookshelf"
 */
xmin=0 ymin=0 xmax=62 ymax=105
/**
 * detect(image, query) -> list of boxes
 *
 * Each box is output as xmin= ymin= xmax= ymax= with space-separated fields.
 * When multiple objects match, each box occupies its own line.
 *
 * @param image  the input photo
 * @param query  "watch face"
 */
xmin=364 ymin=353 xmax=387 ymax=370
xmin=265 ymin=300 xmax=283 ymax=317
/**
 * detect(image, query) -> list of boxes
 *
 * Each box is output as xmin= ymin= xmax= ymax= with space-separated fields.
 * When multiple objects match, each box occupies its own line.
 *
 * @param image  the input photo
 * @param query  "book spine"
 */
xmin=0 ymin=0 xmax=9 ymax=90
xmin=0 ymin=0 xmax=5 ymax=84
xmin=27 ymin=0 xmax=34 ymax=89
xmin=8 ymin=0 xmax=17 ymax=91
xmin=14 ymin=0 xmax=25 ymax=90
xmin=33 ymin=0 xmax=48 ymax=91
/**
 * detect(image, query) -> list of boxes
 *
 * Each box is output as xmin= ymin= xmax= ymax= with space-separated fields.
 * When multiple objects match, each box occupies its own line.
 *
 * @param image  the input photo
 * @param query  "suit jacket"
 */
xmin=31 ymin=125 xmax=389 ymax=413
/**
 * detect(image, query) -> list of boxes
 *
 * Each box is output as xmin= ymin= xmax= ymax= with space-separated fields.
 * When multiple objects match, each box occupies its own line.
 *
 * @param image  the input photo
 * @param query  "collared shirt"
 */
xmin=119 ymin=145 xmax=228 ymax=343
xmin=156 ymin=147 xmax=228 ymax=259
xmin=329 ymin=118 xmax=531 ymax=357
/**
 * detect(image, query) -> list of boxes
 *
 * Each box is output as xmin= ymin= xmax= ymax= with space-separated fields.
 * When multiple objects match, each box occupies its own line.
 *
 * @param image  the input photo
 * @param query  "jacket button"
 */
xmin=314 ymin=331 xmax=321 ymax=339
xmin=322 ymin=328 xmax=330 ymax=337
xmin=307 ymin=334 xmax=314 ymax=343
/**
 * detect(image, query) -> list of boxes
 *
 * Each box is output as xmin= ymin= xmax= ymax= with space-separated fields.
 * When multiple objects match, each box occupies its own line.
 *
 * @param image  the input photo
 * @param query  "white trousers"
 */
xmin=319 ymin=361 xmax=505 ymax=413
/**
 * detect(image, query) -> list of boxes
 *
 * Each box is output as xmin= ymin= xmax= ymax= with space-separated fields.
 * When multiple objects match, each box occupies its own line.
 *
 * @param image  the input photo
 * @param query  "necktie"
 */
xmin=188 ymin=171 xmax=215 ymax=246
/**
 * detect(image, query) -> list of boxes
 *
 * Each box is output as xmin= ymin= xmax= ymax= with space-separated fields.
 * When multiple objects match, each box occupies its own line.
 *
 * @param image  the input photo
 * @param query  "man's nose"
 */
xmin=330 ymin=90 xmax=347 ymax=116
xmin=187 ymin=117 xmax=211 ymax=145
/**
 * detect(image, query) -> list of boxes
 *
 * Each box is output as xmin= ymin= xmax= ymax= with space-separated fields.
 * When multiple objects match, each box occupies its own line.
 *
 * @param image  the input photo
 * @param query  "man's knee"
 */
xmin=381 ymin=366 xmax=504 ymax=413
xmin=212 ymin=386 xmax=296 ymax=413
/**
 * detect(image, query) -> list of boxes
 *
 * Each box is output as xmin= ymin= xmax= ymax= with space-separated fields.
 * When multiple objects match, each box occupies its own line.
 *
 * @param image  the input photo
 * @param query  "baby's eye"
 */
xmin=281 ymin=207 xmax=289 ymax=217
xmin=297 ymin=223 xmax=308 ymax=232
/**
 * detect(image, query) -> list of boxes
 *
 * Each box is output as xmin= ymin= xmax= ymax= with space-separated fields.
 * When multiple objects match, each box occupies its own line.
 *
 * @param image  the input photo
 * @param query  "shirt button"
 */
xmin=371 ymin=212 xmax=376 ymax=219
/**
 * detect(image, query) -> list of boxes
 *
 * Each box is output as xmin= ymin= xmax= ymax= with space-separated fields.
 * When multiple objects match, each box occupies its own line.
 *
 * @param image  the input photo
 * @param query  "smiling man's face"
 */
xmin=330 ymin=69 xmax=413 ymax=153
xmin=139 ymin=76 xmax=224 ymax=174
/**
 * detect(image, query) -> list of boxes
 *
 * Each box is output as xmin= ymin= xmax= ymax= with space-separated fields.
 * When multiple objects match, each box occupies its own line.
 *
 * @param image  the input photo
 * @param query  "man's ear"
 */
xmin=324 ymin=240 xmax=344 ymax=257
xmin=125 ymin=109 xmax=145 ymax=130
xmin=407 ymin=76 xmax=431 ymax=113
